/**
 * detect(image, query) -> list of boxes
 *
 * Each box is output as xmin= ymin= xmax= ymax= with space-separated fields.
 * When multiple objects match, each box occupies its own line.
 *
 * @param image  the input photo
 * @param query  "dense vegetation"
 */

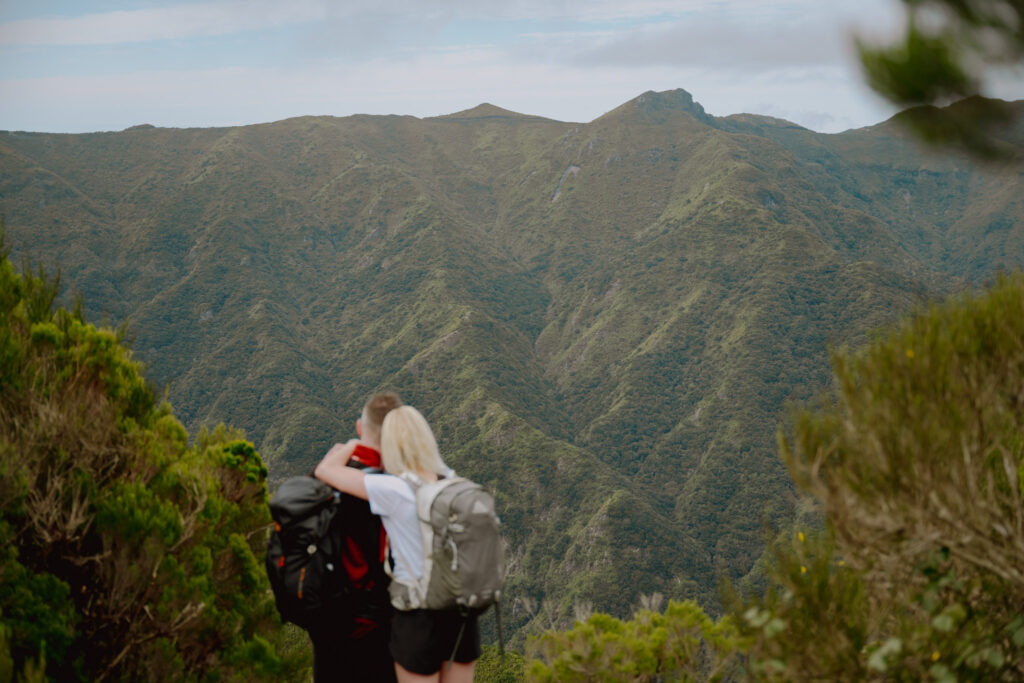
xmin=0 ymin=239 xmax=306 ymax=680
xmin=527 ymin=274 xmax=1024 ymax=680
xmin=2 ymin=90 xmax=1022 ymax=637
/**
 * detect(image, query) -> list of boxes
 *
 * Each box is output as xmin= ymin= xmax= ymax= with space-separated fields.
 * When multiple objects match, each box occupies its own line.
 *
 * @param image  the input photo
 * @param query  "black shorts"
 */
xmin=309 ymin=617 xmax=396 ymax=683
xmin=389 ymin=609 xmax=481 ymax=675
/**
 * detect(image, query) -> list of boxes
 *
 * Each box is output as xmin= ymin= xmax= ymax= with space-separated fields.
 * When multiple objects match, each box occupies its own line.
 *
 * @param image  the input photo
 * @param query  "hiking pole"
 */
xmin=446 ymin=612 xmax=468 ymax=671
xmin=495 ymin=600 xmax=505 ymax=664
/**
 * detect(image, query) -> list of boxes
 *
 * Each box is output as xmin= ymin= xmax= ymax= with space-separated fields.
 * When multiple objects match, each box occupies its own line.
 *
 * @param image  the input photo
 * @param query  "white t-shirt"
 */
xmin=364 ymin=473 xmax=423 ymax=583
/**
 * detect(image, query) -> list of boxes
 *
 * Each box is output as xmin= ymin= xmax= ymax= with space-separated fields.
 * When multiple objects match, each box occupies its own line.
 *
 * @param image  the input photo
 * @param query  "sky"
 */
xmin=0 ymin=0 xmax=1020 ymax=135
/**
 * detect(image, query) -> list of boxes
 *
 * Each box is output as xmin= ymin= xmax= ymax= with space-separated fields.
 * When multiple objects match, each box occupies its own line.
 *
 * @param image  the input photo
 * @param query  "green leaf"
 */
xmin=763 ymin=618 xmax=786 ymax=638
xmin=744 ymin=608 xmax=770 ymax=629
xmin=1012 ymin=625 xmax=1024 ymax=649
xmin=929 ymin=663 xmax=956 ymax=683
xmin=867 ymin=638 xmax=902 ymax=672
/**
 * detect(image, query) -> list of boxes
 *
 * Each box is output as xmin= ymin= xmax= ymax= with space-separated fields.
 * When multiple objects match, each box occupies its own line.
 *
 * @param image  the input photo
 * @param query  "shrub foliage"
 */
xmin=0 ymin=241 xmax=298 ymax=680
xmin=749 ymin=272 xmax=1024 ymax=680
xmin=527 ymin=599 xmax=741 ymax=682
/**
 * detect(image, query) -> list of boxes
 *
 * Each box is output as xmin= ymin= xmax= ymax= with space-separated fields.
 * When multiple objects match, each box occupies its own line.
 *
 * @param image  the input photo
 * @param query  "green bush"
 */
xmin=527 ymin=599 xmax=740 ymax=682
xmin=475 ymin=644 xmax=526 ymax=683
xmin=0 ymin=240 xmax=304 ymax=680
xmin=735 ymin=273 xmax=1024 ymax=680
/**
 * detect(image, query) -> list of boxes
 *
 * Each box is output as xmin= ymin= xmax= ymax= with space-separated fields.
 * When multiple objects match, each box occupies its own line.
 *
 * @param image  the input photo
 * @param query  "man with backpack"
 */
xmin=302 ymin=392 xmax=404 ymax=682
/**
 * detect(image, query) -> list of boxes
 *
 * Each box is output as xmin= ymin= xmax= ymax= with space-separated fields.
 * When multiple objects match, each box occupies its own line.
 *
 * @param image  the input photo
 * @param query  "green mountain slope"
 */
xmin=1 ymin=89 xmax=1021 ymax=637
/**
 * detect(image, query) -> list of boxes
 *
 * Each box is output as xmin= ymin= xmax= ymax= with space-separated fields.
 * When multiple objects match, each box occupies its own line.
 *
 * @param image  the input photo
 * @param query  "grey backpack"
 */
xmin=389 ymin=474 xmax=505 ymax=613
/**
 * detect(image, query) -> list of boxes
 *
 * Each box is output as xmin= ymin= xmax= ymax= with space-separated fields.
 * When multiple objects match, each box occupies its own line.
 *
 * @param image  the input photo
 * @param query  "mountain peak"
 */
xmin=634 ymin=89 xmax=710 ymax=119
xmin=598 ymin=88 xmax=713 ymax=125
xmin=435 ymin=103 xmax=540 ymax=120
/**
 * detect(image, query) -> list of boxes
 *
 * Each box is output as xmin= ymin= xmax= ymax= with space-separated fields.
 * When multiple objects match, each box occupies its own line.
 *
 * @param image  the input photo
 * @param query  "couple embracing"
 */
xmin=308 ymin=393 xmax=484 ymax=683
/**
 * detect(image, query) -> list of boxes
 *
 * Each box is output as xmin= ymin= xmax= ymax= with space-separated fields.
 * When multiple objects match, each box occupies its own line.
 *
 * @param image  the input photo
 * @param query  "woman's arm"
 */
xmin=313 ymin=440 xmax=369 ymax=500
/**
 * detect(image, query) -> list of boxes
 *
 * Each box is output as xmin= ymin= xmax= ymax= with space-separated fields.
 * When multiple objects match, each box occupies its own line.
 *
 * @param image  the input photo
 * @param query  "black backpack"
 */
xmin=266 ymin=463 xmax=386 ymax=629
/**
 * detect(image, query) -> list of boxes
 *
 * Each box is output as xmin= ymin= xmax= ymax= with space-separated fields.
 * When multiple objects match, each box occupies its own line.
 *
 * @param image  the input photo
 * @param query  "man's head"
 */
xmin=357 ymin=392 xmax=403 ymax=447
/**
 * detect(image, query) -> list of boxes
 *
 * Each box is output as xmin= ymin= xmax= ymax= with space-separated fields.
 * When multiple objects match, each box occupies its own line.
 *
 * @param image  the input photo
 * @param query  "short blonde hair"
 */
xmin=380 ymin=405 xmax=448 ymax=476
xmin=362 ymin=392 xmax=403 ymax=442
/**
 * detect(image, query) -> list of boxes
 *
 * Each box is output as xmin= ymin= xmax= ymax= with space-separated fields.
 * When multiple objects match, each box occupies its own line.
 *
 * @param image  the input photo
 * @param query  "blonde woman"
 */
xmin=315 ymin=405 xmax=480 ymax=683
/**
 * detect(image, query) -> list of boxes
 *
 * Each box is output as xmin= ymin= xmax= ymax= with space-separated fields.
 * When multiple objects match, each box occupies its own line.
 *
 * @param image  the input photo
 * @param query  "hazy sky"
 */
xmin=0 ymin=0 xmax=1018 ymax=134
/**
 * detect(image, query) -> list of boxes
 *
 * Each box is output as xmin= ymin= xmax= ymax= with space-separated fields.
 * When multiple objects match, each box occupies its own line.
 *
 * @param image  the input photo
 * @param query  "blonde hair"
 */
xmin=380 ymin=405 xmax=448 ymax=476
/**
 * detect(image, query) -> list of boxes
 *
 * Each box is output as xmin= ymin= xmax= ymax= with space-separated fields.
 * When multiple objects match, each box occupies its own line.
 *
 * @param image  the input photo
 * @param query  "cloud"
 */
xmin=0 ymin=0 xmax=327 ymax=46
xmin=0 ymin=0 xmax=663 ymax=47
xmin=447 ymin=0 xmax=838 ymax=24
xmin=0 ymin=0 xmax=884 ymax=48
xmin=515 ymin=2 xmax=907 ymax=72
xmin=461 ymin=0 xmax=731 ymax=23
xmin=568 ymin=17 xmax=850 ymax=70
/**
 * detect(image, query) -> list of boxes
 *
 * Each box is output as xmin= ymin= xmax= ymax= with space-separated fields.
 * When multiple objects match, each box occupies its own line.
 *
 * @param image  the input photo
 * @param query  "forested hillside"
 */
xmin=529 ymin=274 xmax=1024 ymax=681
xmin=2 ymin=89 xmax=1022 ymax=634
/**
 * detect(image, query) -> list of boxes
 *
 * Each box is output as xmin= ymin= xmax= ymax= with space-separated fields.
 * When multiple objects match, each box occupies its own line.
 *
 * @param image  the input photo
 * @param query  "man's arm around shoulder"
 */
xmin=314 ymin=440 xmax=369 ymax=500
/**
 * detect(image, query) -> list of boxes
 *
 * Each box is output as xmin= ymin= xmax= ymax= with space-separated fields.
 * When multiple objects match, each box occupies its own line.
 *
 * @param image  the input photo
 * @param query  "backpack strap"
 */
xmin=388 ymin=469 xmax=459 ymax=610
xmin=446 ymin=604 xmax=504 ymax=669
xmin=383 ymin=536 xmax=396 ymax=580
xmin=385 ymin=475 xmax=428 ymax=609
xmin=384 ymin=533 xmax=420 ymax=588
xmin=399 ymin=468 xmax=455 ymax=488
xmin=447 ymin=615 xmax=468 ymax=671
xmin=494 ymin=599 xmax=505 ymax=663
xmin=398 ymin=470 xmax=425 ymax=489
